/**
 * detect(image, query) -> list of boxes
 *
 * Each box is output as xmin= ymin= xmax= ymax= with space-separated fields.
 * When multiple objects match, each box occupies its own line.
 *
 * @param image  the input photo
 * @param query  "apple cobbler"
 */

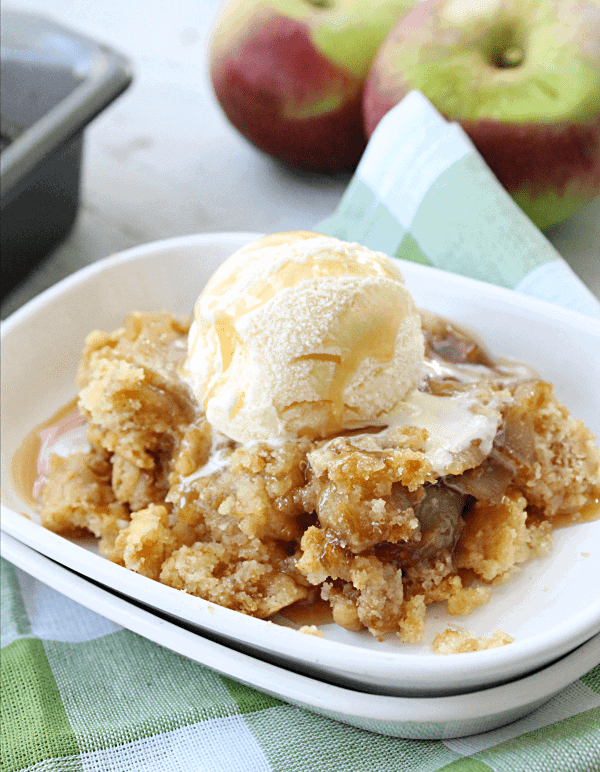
xmin=38 ymin=309 xmax=600 ymax=649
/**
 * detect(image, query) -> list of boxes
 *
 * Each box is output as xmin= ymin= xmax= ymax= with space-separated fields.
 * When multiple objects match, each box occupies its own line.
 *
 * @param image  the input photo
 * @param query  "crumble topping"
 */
xmin=38 ymin=310 xmax=600 ymax=652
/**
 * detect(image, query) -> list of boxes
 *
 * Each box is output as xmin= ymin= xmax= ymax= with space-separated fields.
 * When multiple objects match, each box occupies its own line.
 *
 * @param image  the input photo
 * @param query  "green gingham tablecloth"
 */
xmin=2 ymin=558 xmax=600 ymax=771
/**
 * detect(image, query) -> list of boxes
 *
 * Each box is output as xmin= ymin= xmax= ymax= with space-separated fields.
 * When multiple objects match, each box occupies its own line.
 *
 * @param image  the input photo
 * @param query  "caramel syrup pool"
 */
xmin=10 ymin=397 xmax=80 ymax=511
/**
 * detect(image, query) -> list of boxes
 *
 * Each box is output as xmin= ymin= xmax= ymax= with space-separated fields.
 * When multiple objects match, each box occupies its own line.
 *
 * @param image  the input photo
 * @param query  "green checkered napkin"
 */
xmin=2 ymin=559 xmax=600 ymax=771
xmin=3 ymin=92 xmax=600 ymax=771
xmin=320 ymin=91 xmax=600 ymax=318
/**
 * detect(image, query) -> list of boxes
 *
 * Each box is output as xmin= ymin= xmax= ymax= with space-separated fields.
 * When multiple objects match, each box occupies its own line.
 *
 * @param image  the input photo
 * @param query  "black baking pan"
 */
xmin=1 ymin=9 xmax=132 ymax=297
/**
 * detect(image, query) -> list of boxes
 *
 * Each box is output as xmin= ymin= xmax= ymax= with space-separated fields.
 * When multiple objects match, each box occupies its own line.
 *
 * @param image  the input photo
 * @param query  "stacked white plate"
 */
xmin=2 ymin=233 xmax=600 ymax=737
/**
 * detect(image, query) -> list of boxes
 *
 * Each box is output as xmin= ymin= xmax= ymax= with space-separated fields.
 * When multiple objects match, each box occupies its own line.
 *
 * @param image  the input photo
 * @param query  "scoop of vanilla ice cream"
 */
xmin=183 ymin=231 xmax=425 ymax=443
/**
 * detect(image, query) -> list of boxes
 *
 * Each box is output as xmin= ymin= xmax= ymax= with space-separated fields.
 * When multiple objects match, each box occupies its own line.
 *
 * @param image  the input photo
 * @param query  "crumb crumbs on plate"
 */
xmin=432 ymin=629 xmax=514 ymax=655
xmin=299 ymin=624 xmax=324 ymax=637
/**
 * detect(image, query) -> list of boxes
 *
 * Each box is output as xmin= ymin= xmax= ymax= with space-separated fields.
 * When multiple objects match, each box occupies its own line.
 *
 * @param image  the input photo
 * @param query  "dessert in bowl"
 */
xmin=2 ymin=231 xmax=599 ymax=694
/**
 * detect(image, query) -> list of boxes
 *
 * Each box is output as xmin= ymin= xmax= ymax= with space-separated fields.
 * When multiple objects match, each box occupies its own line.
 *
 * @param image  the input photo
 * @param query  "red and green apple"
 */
xmin=363 ymin=0 xmax=600 ymax=229
xmin=209 ymin=0 xmax=416 ymax=173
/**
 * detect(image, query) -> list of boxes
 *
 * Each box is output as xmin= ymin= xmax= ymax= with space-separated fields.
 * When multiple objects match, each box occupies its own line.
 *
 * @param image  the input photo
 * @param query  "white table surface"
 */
xmin=2 ymin=0 xmax=599 ymax=319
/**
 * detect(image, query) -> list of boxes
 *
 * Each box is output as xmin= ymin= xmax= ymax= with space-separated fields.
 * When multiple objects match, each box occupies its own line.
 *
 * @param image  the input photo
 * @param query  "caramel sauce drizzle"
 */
xmin=278 ymin=596 xmax=334 ymax=626
xmin=9 ymin=397 xmax=80 ymax=510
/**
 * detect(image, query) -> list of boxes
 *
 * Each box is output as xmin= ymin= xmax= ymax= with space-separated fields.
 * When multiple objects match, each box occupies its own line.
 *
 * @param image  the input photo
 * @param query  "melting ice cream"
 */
xmin=184 ymin=231 xmax=425 ymax=443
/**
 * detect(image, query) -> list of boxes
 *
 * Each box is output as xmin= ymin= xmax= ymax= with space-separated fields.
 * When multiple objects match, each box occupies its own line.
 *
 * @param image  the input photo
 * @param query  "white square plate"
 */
xmin=2 ymin=232 xmax=599 ymax=695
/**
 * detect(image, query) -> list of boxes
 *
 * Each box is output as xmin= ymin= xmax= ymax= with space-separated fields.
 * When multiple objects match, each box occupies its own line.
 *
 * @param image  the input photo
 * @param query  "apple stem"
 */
xmin=496 ymin=47 xmax=524 ymax=68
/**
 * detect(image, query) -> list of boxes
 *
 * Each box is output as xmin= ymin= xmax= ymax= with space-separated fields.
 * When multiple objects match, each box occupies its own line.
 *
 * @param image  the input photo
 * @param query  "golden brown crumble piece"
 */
xmin=167 ymin=429 xmax=315 ymax=545
xmin=172 ymin=422 xmax=214 ymax=478
xmin=446 ymin=581 xmax=493 ymax=616
xmin=160 ymin=538 xmax=308 ymax=618
xmin=456 ymin=490 xmax=552 ymax=583
xmin=40 ymin=447 xmax=129 ymax=562
xmin=111 ymin=452 xmax=172 ymax=512
xmin=499 ymin=381 xmax=600 ymax=521
xmin=398 ymin=595 xmax=427 ymax=644
xmin=321 ymin=582 xmax=362 ymax=632
xmin=164 ymin=432 xmax=313 ymax=615
xmin=298 ymin=526 xmax=406 ymax=636
xmin=432 ymin=629 xmax=514 ymax=654
xmin=77 ymin=311 xmax=190 ymax=388
xmin=113 ymin=504 xmax=182 ymax=580
xmin=77 ymin=312 xmax=195 ymax=471
xmin=214 ymin=439 xmax=314 ymax=541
